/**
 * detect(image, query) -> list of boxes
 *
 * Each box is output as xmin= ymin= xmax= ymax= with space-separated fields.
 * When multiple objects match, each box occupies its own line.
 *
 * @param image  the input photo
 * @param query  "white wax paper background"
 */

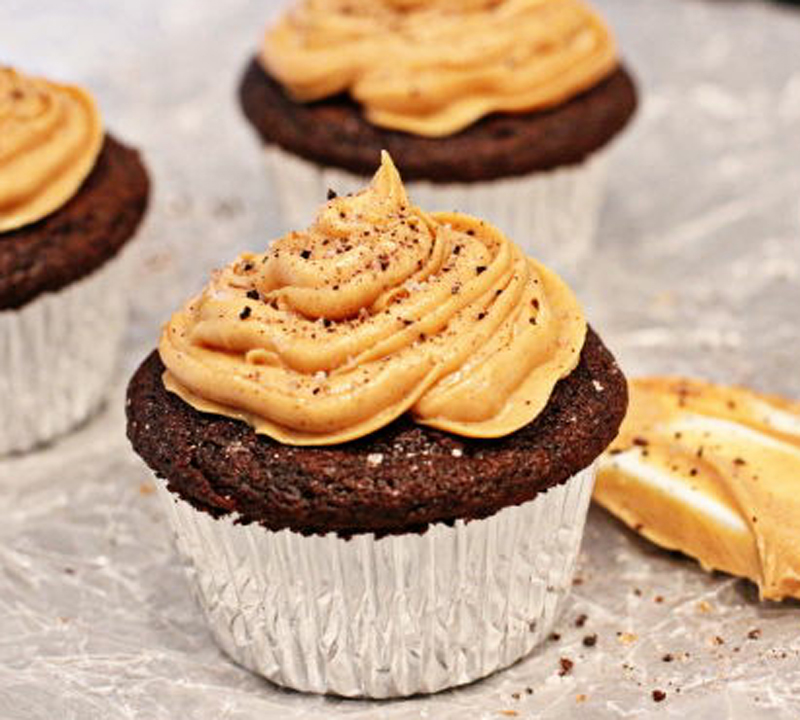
xmin=1 ymin=0 xmax=800 ymax=717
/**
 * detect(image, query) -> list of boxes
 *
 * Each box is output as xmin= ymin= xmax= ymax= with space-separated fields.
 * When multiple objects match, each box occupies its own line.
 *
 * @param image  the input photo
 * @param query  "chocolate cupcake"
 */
xmin=0 ymin=67 xmax=149 ymax=454
xmin=239 ymin=0 xmax=637 ymax=276
xmin=127 ymin=154 xmax=626 ymax=697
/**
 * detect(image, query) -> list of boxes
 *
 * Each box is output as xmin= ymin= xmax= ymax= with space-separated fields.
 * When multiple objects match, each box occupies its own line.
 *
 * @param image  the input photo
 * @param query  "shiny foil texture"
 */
xmin=156 ymin=465 xmax=596 ymax=698
xmin=0 ymin=252 xmax=130 ymax=455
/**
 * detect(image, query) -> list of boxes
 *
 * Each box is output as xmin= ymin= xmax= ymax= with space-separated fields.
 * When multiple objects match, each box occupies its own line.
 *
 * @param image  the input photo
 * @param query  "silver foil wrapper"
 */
xmin=0 ymin=252 xmax=129 ymax=455
xmin=155 ymin=464 xmax=596 ymax=698
xmin=263 ymin=145 xmax=609 ymax=279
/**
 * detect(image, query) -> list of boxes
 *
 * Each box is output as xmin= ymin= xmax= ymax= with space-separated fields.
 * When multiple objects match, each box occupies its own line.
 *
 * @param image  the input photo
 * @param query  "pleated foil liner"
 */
xmin=264 ymin=145 xmax=609 ymax=279
xmin=156 ymin=463 xmax=596 ymax=699
xmin=0 ymin=251 xmax=130 ymax=455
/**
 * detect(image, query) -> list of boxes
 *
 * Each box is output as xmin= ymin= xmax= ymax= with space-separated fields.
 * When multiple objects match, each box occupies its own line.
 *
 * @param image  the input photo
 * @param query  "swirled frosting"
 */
xmin=160 ymin=152 xmax=586 ymax=445
xmin=0 ymin=67 xmax=103 ymax=232
xmin=260 ymin=0 xmax=618 ymax=137
xmin=596 ymin=377 xmax=800 ymax=601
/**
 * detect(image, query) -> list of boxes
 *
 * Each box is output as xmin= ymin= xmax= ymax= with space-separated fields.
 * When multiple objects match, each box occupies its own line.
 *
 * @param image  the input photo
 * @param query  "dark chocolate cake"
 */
xmin=239 ymin=59 xmax=637 ymax=183
xmin=0 ymin=134 xmax=150 ymax=311
xmin=127 ymin=328 xmax=627 ymax=537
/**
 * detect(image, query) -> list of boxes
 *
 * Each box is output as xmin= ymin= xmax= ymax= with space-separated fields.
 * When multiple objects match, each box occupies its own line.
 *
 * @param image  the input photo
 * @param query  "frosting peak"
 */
xmin=261 ymin=0 xmax=618 ymax=137
xmin=160 ymin=153 xmax=586 ymax=445
xmin=0 ymin=67 xmax=103 ymax=232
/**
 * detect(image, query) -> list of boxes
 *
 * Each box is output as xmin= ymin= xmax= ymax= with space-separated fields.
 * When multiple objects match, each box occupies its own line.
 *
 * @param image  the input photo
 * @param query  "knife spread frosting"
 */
xmin=159 ymin=152 xmax=586 ymax=445
xmin=596 ymin=377 xmax=800 ymax=601
xmin=260 ymin=0 xmax=618 ymax=137
xmin=0 ymin=67 xmax=103 ymax=232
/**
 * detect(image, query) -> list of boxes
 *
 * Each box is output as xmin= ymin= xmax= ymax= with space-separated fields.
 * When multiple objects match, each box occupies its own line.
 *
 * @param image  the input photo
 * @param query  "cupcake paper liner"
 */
xmin=0 ymin=251 xmax=130 ymax=455
xmin=264 ymin=145 xmax=609 ymax=279
xmin=156 ymin=463 xmax=596 ymax=698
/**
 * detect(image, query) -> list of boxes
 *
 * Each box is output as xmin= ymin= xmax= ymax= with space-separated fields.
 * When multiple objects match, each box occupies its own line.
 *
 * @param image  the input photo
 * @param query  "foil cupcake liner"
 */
xmin=263 ymin=145 xmax=609 ymax=279
xmin=155 ymin=463 xmax=596 ymax=698
xmin=0 ymin=251 xmax=130 ymax=455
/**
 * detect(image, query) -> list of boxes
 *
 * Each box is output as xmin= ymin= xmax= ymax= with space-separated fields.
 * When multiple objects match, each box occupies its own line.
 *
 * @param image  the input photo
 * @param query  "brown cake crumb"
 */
xmin=239 ymin=60 xmax=638 ymax=183
xmin=0 ymin=135 xmax=149 ymax=311
xmin=558 ymin=658 xmax=574 ymax=676
xmin=582 ymin=634 xmax=598 ymax=647
xmin=652 ymin=690 xmax=666 ymax=702
xmin=127 ymin=329 xmax=627 ymax=536
xmin=748 ymin=629 xmax=762 ymax=640
xmin=575 ymin=613 xmax=588 ymax=628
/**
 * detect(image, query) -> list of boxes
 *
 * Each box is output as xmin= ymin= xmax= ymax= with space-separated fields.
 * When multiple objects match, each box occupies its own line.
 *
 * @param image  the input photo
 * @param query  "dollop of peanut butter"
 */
xmin=0 ymin=67 xmax=103 ymax=232
xmin=596 ymin=377 xmax=800 ymax=602
xmin=160 ymin=152 xmax=586 ymax=445
xmin=260 ymin=0 xmax=618 ymax=137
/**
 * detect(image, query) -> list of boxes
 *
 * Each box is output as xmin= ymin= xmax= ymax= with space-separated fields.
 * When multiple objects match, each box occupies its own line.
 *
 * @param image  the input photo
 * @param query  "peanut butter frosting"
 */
xmin=0 ymin=67 xmax=103 ymax=233
xmin=160 ymin=152 xmax=586 ymax=445
xmin=595 ymin=377 xmax=800 ymax=601
xmin=261 ymin=0 xmax=618 ymax=137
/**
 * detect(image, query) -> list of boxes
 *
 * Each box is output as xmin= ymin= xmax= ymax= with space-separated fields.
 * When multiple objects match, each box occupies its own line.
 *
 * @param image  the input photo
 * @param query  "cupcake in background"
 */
xmin=127 ymin=152 xmax=627 ymax=697
xmin=239 ymin=0 xmax=637 ymax=276
xmin=0 ymin=67 xmax=149 ymax=454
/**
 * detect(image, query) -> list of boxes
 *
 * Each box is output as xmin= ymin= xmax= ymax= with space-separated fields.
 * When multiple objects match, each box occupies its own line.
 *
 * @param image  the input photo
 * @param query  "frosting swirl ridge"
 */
xmin=0 ymin=67 xmax=103 ymax=232
xmin=160 ymin=152 xmax=586 ymax=445
xmin=261 ymin=0 xmax=617 ymax=137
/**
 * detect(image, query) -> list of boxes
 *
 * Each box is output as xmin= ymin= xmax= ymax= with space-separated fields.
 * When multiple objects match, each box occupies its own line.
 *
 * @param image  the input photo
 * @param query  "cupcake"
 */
xmin=239 ymin=0 xmax=637 ymax=275
xmin=0 ymin=67 xmax=149 ymax=454
xmin=126 ymin=153 xmax=627 ymax=697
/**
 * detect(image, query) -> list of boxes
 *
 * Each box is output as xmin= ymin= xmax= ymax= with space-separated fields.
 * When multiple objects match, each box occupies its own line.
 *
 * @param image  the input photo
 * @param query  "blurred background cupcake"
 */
xmin=0 ymin=66 xmax=149 ymax=454
xmin=239 ymin=0 xmax=637 ymax=277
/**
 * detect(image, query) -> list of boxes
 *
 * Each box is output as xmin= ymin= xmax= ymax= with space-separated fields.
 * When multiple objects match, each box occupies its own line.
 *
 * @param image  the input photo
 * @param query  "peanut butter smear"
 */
xmin=596 ymin=377 xmax=800 ymax=602
xmin=160 ymin=153 xmax=586 ymax=446
xmin=260 ymin=0 xmax=618 ymax=137
xmin=0 ymin=67 xmax=103 ymax=232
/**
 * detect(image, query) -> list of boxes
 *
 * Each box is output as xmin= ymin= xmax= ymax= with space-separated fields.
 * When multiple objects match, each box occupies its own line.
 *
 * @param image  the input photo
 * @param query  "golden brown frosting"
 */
xmin=595 ymin=377 xmax=800 ymax=601
xmin=261 ymin=0 xmax=618 ymax=137
xmin=0 ymin=67 xmax=103 ymax=233
xmin=160 ymin=152 xmax=586 ymax=445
